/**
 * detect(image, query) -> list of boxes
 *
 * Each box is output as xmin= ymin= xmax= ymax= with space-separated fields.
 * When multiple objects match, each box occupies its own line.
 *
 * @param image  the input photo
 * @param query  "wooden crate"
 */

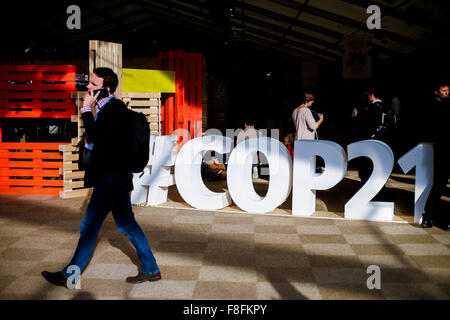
xmin=0 ymin=142 xmax=67 ymax=195
xmin=0 ymin=65 xmax=76 ymax=119
xmin=122 ymin=92 xmax=161 ymax=135
xmin=58 ymin=143 xmax=92 ymax=199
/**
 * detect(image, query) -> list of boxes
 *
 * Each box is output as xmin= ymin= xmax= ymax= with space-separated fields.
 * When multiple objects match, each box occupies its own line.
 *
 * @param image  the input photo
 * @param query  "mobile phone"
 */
xmin=93 ymin=87 xmax=109 ymax=100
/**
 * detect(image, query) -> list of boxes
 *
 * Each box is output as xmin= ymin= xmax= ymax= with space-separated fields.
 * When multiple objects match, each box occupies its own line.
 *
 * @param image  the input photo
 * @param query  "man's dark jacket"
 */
xmin=81 ymin=98 xmax=133 ymax=188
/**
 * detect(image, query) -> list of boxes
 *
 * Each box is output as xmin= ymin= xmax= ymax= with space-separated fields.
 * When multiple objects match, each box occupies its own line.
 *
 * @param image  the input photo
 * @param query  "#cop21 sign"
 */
xmin=131 ymin=134 xmax=434 ymax=223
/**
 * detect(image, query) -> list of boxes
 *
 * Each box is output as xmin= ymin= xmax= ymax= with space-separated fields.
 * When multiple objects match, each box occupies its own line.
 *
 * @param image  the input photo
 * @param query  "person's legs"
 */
xmin=112 ymin=175 xmax=160 ymax=275
xmin=61 ymin=173 xmax=117 ymax=278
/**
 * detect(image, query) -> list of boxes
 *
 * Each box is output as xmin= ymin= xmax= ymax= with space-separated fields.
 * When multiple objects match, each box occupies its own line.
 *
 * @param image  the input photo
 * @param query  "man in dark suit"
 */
xmin=42 ymin=68 xmax=161 ymax=288
xmin=421 ymin=82 xmax=449 ymax=230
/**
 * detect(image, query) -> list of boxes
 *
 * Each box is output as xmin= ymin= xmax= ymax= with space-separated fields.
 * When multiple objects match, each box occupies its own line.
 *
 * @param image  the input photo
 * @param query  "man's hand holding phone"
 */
xmin=83 ymin=90 xmax=101 ymax=108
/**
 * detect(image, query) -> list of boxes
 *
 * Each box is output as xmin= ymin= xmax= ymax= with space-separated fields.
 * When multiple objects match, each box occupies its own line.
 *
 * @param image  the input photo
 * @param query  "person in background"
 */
xmin=236 ymin=120 xmax=263 ymax=179
xmin=292 ymin=91 xmax=324 ymax=141
xmin=283 ymin=134 xmax=294 ymax=159
xmin=421 ymin=81 xmax=449 ymax=230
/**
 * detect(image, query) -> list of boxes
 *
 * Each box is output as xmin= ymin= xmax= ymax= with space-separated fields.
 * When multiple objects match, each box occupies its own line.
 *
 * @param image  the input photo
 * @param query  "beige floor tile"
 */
xmin=312 ymin=267 xmax=368 ymax=284
xmin=343 ymin=234 xmax=394 ymax=244
xmin=255 ymin=242 xmax=303 ymax=255
xmin=253 ymin=215 xmax=295 ymax=225
xmin=254 ymin=233 xmax=300 ymax=244
xmin=9 ymin=236 xmax=68 ymax=250
xmin=202 ymin=252 xmax=255 ymax=267
xmin=256 ymin=267 xmax=315 ymax=283
xmin=162 ymin=231 xmax=209 ymax=242
xmin=213 ymin=216 xmax=254 ymax=224
xmin=299 ymin=234 xmax=347 ymax=244
xmin=381 ymin=283 xmax=448 ymax=299
xmin=172 ymin=215 xmax=214 ymax=224
xmin=317 ymin=283 xmax=385 ymax=300
xmin=212 ymin=223 xmax=254 ymax=234
xmin=0 ymin=236 xmax=22 ymax=247
xmin=295 ymin=225 xmax=342 ymax=235
xmin=82 ymin=263 xmax=138 ymax=280
xmin=255 ymin=253 xmax=310 ymax=268
xmin=198 ymin=266 xmax=257 ymax=282
xmin=255 ymin=225 xmax=297 ymax=234
xmin=208 ymin=232 xmax=255 ymax=243
xmin=303 ymin=244 xmax=355 ymax=256
xmin=358 ymin=255 xmax=418 ymax=269
xmin=206 ymin=242 xmax=255 ymax=254
xmin=1 ymin=275 xmax=64 ymax=296
xmin=158 ymin=265 xmax=200 ymax=281
xmin=399 ymin=244 xmax=450 ymax=256
xmin=431 ymin=234 xmax=450 ymax=245
xmin=0 ymin=227 xmax=37 ymax=237
xmin=193 ymin=281 xmax=256 ymax=299
xmin=380 ymin=267 xmax=433 ymax=283
xmin=156 ymin=251 xmax=204 ymax=266
xmin=0 ymin=260 xmax=38 ymax=276
xmin=0 ymin=275 xmax=19 ymax=294
xmin=389 ymin=234 xmax=441 ymax=244
xmin=0 ymin=248 xmax=51 ymax=261
xmin=417 ymin=268 xmax=450 ymax=284
xmin=129 ymin=280 xmax=196 ymax=299
xmin=168 ymin=223 xmax=212 ymax=233
xmin=379 ymin=225 xmax=427 ymax=235
xmin=351 ymin=244 xmax=404 ymax=255
xmin=157 ymin=241 xmax=207 ymax=253
xmin=307 ymin=255 xmax=364 ymax=268
xmin=294 ymin=217 xmax=337 ymax=226
xmin=409 ymin=256 xmax=450 ymax=268
xmin=256 ymin=281 xmax=321 ymax=300
xmin=337 ymin=225 xmax=383 ymax=235
xmin=94 ymin=250 xmax=135 ymax=264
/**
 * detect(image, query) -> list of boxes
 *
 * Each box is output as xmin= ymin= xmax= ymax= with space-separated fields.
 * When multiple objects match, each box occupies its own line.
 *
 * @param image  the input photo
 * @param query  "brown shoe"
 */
xmin=41 ymin=271 xmax=67 ymax=288
xmin=126 ymin=271 xmax=161 ymax=284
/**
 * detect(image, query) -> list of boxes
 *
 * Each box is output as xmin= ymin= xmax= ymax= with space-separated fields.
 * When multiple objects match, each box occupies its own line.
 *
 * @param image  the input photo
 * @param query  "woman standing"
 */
xmin=292 ymin=92 xmax=324 ymax=140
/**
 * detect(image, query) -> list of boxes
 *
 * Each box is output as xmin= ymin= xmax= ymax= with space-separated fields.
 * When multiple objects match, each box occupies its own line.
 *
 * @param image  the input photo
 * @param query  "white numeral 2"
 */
xmin=345 ymin=140 xmax=394 ymax=221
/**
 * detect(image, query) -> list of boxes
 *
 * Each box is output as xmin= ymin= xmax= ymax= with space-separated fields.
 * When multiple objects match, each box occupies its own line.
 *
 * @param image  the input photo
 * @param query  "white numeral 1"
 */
xmin=345 ymin=140 xmax=394 ymax=221
xmin=397 ymin=143 xmax=434 ymax=223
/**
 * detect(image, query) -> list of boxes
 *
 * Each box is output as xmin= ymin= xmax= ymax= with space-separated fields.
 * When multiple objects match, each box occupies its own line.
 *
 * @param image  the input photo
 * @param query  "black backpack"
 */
xmin=125 ymin=108 xmax=150 ymax=173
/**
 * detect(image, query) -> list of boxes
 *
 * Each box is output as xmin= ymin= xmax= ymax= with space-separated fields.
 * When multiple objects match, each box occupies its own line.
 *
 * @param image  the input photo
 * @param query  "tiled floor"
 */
xmin=0 ymin=174 xmax=449 ymax=300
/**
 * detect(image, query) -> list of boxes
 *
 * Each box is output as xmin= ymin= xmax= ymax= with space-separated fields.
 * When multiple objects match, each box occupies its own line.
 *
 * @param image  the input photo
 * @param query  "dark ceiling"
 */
xmin=2 ymin=0 xmax=449 ymax=64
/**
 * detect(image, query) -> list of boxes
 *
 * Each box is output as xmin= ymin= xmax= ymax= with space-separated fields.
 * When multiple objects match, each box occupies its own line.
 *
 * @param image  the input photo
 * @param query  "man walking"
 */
xmin=42 ymin=68 xmax=161 ymax=288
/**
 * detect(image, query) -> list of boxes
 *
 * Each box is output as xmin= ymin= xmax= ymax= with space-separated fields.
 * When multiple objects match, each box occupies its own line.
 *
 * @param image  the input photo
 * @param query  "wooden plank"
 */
xmin=0 ymin=177 xmax=63 ymax=187
xmin=59 ymin=144 xmax=78 ymax=152
xmin=0 ymin=142 xmax=67 ymax=150
xmin=63 ymin=180 xmax=85 ymax=189
xmin=60 ymin=187 xmax=93 ymax=199
xmin=0 ymin=65 xmax=77 ymax=72
xmin=63 ymin=153 xmax=79 ymax=161
xmin=0 ymin=150 xmax=62 ymax=160
xmin=0 ymin=186 xmax=61 ymax=195
xmin=122 ymin=92 xmax=161 ymax=98
xmin=0 ymin=72 xmax=77 ymax=82
xmin=126 ymin=100 xmax=160 ymax=107
xmin=0 ymin=101 xmax=75 ymax=109
xmin=63 ymin=162 xmax=79 ymax=170
xmin=0 ymin=91 xmax=72 ymax=99
xmin=64 ymin=171 xmax=85 ymax=180
xmin=0 ymin=168 xmax=60 ymax=177
xmin=0 ymin=82 xmax=76 ymax=91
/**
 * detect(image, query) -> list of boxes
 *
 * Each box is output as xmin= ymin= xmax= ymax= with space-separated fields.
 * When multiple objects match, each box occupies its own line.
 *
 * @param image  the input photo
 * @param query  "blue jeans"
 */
xmin=62 ymin=172 xmax=160 ymax=278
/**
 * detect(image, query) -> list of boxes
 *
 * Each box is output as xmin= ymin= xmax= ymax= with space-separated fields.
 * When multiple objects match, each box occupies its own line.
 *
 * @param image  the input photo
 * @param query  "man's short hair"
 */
xmin=433 ymin=81 xmax=449 ymax=93
xmin=93 ymin=67 xmax=118 ymax=93
xmin=299 ymin=91 xmax=315 ymax=104
xmin=366 ymin=87 xmax=380 ymax=98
